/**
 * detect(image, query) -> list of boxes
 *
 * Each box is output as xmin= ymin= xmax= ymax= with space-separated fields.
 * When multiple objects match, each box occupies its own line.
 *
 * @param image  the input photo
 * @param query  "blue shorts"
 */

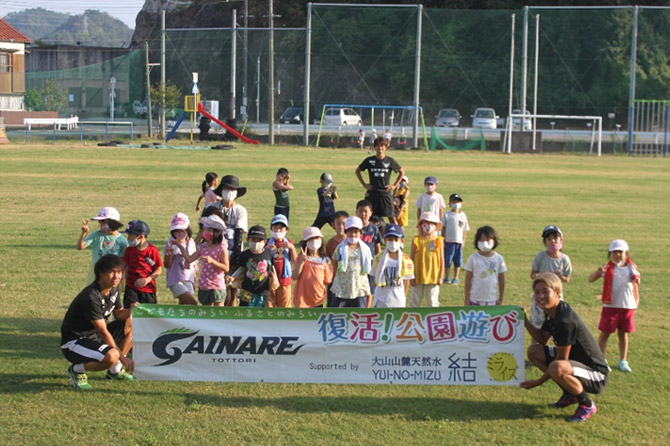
xmin=444 ymin=242 xmax=463 ymax=268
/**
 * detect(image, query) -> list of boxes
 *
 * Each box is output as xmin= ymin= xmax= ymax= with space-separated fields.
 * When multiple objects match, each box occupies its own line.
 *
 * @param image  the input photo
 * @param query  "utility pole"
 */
xmin=161 ymin=9 xmax=166 ymax=140
xmin=145 ymin=41 xmax=154 ymax=138
xmin=268 ymin=0 xmax=275 ymax=144
xmin=231 ymin=9 xmax=237 ymax=121
xmin=242 ymin=0 xmax=248 ymax=121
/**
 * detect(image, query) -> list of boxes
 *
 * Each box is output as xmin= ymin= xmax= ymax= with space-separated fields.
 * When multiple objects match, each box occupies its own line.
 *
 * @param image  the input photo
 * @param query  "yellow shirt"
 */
xmin=412 ymin=235 xmax=443 ymax=284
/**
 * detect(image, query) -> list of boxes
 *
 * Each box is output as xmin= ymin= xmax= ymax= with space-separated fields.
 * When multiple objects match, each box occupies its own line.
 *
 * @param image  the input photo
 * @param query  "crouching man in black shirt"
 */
xmin=520 ymin=272 xmax=609 ymax=422
xmin=60 ymin=254 xmax=135 ymax=389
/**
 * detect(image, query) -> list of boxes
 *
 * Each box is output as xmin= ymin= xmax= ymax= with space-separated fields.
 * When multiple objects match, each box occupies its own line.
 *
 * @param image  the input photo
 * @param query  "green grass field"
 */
xmin=1 ymin=142 xmax=669 ymax=445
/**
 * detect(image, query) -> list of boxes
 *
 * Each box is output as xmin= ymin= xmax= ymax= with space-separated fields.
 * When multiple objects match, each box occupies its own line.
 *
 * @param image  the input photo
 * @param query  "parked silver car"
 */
xmin=435 ymin=108 xmax=461 ymax=127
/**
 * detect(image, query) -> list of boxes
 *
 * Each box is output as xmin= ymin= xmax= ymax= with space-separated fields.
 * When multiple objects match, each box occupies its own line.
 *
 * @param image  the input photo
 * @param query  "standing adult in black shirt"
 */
xmin=520 ymin=272 xmax=609 ymax=422
xmin=60 ymin=254 xmax=135 ymax=389
xmin=355 ymin=137 xmax=405 ymax=220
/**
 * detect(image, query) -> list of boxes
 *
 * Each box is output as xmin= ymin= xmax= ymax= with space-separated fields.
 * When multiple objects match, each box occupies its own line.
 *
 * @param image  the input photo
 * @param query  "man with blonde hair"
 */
xmin=520 ymin=272 xmax=609 ymax=422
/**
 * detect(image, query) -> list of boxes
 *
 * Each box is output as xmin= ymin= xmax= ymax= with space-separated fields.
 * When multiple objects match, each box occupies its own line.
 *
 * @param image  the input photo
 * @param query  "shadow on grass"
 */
xmin=175 ymin=394 xmax=547 ymax=421
xmin=0 ymin=374 xmax=547 ymax=421
xmin=0 ymin=317 xmax=62 ymax=360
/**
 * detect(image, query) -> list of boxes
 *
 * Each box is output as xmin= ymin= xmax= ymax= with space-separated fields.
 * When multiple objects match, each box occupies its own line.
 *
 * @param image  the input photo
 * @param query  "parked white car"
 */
xmin=323 ymin=107 xmax=363 ymax=126
xmin=471 ymin=107 xmax=498 ymax=129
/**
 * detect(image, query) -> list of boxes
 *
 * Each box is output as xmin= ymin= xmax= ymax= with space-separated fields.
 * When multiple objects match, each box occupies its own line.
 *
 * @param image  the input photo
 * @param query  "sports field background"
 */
xmin=0 ymin=143 xmax=668 ymax=445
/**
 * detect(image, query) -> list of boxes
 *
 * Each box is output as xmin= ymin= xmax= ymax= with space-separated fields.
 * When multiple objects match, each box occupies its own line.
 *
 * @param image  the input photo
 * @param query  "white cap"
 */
xmin=609 ymin=239 xmax=629 ymax=252
xmin=200 ymin=215 xmax=226 ymax=232
xmin=344 ymin=216 xmax=363 ymax=231
xmin=91 ymin=207 xmax=121 ymax=222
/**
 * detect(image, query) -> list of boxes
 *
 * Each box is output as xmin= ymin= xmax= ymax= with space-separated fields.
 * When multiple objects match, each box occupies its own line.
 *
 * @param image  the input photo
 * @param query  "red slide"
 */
xmin=197 ymin=103 xmax=259 ymax=145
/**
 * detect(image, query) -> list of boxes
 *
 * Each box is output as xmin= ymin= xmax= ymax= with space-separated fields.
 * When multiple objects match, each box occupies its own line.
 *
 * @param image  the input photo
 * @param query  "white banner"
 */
xmin=133 ymin=305 xmax=525 ymax=386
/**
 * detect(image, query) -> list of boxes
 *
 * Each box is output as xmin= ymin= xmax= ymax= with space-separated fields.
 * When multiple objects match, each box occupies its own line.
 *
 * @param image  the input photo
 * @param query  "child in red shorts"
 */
xmin=588 ymin=239 xmax=640 ymax=373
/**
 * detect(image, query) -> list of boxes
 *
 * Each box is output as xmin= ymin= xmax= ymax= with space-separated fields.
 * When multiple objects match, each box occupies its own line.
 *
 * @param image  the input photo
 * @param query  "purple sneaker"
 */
xmin=566 ymin=403 xmax=597 ymax=422
xmin=548 ymin=394 xmax=578 ymax=408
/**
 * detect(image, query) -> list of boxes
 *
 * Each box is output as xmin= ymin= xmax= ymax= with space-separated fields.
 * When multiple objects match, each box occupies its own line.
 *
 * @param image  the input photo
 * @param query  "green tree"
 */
xmin=149 ymin=81 xmax=183 ymax=136
xmin=42 ymin=79 xmax=66 ymax=112
xmin=24 ymin=88 xmax=42 ymax=111
xmin=24 ymin=80 xmax=65 ymax=112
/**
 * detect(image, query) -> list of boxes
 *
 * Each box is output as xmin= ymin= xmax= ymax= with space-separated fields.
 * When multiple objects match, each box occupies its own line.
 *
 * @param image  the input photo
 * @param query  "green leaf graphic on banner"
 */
xmin=160 ymin=327 xmax=195 ymax=336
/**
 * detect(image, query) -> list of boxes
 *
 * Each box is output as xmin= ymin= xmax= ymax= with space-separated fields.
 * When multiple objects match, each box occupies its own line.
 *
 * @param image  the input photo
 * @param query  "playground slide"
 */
xmin=197 ymin=103 xmax=259 ymax=145
xmin=165 ymin=111 xmax=187 ymax=143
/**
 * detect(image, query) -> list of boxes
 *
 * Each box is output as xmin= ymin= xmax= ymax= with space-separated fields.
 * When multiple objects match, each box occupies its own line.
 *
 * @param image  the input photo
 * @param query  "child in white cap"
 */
xmin=77 ymin=207 xmax=128 ymax=284
xmin=330 ymin=216 xmax=373 ymax=307
xmin=409 ymin=212 xmax=444 ymax=307
xmin=589 ymin=239 xmax=640 ymax=373
xmin=163 ymin=213 xmax=198 ymax=305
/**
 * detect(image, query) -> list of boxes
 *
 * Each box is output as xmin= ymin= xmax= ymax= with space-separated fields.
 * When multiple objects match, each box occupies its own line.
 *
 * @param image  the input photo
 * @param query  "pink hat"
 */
xmin=91 ymin=207 xmax=121 ymax=222
xmin=302 ymin=226 xmax=323 ymax=241
xmin=170 ymin=213 xmax=190 ymax=231
xmin=418 ymin=211 xmax=440 ymax=225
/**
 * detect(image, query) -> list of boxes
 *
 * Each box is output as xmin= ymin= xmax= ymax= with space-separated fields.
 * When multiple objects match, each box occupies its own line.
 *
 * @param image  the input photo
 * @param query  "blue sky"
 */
xmin=1 ymin=0 xmax=145 ymax=28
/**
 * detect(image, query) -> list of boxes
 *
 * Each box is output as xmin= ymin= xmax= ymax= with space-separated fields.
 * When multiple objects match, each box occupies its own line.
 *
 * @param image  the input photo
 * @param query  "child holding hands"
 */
xmin=174 ymin=215 xmax=229 ymax=306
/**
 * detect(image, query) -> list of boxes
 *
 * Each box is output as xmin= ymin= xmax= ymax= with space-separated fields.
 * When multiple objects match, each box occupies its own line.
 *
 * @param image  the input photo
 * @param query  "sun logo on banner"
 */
xmin=487 ymin=352 xmax=518 ymax=382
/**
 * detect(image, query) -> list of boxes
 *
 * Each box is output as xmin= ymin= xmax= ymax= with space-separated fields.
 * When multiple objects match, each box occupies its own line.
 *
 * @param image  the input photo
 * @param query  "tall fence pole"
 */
xmin=230 ymin=9 xmax=237 ymax=121
xmin=304 ymin=3 xmax=312 ymax=146
xmin=161 ymin=9 xmax=166 ymax=140
xmin=521 ymin=6 xmax=528 ymax=119
xmin=532 ymin=14 xmax=539 ymax=151
xmin=268 ymin=0 xmax=275 ymax=145
xmin=627 ymin=5 xmax=638 ymax=157
xmin=506 ymin=14 xmax=516 ymax=154
xmin=412 ymin=4 xmax=423 ymax=149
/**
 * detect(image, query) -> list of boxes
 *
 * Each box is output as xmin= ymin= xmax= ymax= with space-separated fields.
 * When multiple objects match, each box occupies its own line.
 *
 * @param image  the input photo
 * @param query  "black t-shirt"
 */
xmin=358 ymin=155 xmax=402 ymax=192
xmin=60 ymin=282 xmax=122 ymax=344
xmin=316 ymin=187 xmax=335 ymax=218
xmin=541 ymin=301 xmax=609 ymax=374
xmin=238 ymin=248 xmax=274 ymax=295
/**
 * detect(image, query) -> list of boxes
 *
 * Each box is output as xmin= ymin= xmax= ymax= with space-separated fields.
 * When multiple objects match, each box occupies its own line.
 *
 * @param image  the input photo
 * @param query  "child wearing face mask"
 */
xmin=464 ymin=225 xmax=506 ymax=306
xmin=163 ymin=213 xmax=198 ymax=305
xmin=373 ymin=224 xmax=414 ymax=308
xmin=123 ymin=220 xmax=163 ymax=308
xmin=173 ymin=215 xmax=229 ymax=306
xmin=331 ymin=217 xmax=373 ymax=308
xmin=293 ymin=227 xmax=333 ymax=308
xmin=77 ymin=207 xmax=128 ymax=284
xmin=266 ymin=214 xmax=297 ymax=307
xmin=589 ymin=239 xmax=640 ymax=373
xmin=227 ymin=225 xmax=278 ymax=307
xmin=409 ymin=212 xmax=444 ymax=307
xmin=528 ymin=225 xmax=572 ymax=327
xmin=441 ymin=193 xmax=470 ymax=285
xmin=415 ymin=176 xmax=446 ymax=222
